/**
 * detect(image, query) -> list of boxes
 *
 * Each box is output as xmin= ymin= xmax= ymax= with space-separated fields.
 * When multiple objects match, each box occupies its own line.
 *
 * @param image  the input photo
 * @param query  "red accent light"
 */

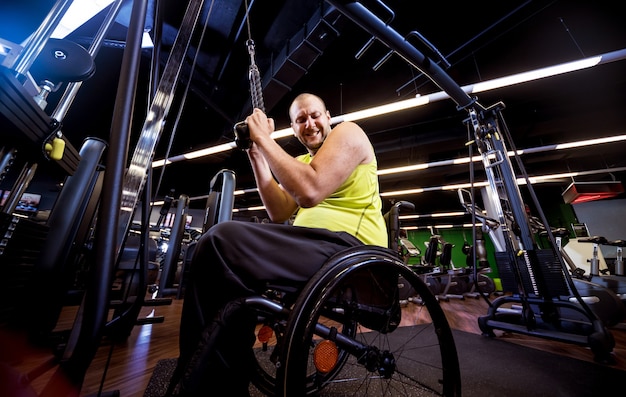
xmin=562 ymin=181 xmax=624 ymax=204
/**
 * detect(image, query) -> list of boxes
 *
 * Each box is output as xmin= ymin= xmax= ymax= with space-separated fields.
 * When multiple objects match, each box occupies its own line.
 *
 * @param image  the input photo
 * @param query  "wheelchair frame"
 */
xmin=245 ymin=246 xmax=462 ymax=396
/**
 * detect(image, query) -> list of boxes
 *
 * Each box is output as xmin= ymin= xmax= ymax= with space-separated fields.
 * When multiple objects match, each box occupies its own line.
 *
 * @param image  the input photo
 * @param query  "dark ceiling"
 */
xmin=4 ymin=0 xmax=626 ymax=227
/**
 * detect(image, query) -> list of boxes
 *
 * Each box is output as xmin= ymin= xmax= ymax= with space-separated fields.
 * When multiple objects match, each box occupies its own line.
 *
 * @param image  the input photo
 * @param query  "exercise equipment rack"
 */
xmin=328 ymin=0 xmax=617 ymax=363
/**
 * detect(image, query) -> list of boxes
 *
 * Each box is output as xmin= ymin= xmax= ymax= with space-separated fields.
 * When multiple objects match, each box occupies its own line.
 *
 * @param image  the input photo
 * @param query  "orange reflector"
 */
xmin=313 ymin=340 xmax=339 ymax=374
xmin=257 ymin=325 xmax=273 ymax=343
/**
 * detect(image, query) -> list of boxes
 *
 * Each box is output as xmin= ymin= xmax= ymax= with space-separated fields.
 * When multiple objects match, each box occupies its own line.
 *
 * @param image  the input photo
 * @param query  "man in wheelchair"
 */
xmin=171 ymin=93 xmax=389 ymax=396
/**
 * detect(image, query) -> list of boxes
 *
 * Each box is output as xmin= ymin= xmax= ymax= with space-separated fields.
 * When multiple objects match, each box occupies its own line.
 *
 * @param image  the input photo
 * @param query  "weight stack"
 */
xmin=494 ymin=249 xmax=569 ymax=298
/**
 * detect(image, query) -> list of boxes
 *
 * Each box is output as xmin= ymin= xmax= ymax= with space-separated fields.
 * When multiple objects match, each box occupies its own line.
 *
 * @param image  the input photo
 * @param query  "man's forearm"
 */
xmin=248 ymin=149 xmax=296 ymax=222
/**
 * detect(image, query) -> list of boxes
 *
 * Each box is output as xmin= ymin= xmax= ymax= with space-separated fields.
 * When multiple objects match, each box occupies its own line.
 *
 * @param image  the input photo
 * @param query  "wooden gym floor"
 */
xmin=6 ymin=291 xmax=626 ymax=397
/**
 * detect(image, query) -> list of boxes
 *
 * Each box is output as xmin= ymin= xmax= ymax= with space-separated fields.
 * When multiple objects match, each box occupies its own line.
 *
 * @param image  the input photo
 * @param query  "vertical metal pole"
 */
xmin=41 ymin=0 xmax=149 ymax=394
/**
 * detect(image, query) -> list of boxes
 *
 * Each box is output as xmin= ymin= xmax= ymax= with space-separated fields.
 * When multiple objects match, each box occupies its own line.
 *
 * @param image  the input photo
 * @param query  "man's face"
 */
xmin=290 ymin=97 xmax=331 ymax=154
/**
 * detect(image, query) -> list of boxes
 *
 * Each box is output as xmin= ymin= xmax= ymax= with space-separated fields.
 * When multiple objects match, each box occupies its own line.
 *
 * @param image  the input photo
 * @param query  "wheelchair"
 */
xmin=173 ymin=174 xmax=462 ymax=396
xmin=241 ymin=202 xmax=462 ymax=396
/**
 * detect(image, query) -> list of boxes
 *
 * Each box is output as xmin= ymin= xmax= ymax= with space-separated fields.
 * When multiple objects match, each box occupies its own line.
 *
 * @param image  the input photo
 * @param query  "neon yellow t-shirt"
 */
xmin=292 ymin=153 xmax=388 ymax=247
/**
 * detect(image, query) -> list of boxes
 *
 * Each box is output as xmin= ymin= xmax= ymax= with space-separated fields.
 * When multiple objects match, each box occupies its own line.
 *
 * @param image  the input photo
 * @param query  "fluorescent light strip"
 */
xmin=151 ymin=187 xmax=250 ymax=206
xmin=51 ymin=0 xmax=115 ymax=39
xmin=151 ymin=48 xmax=626 ymax=168
xmin=153 ymin=135 xmax=624 ymax=207
xmin=155 ymin=134 xmax=626 ymax=203
xmin=399 ymin=212 xmax=467 ymax=219
xmin=403 ymin=224 xmax=482 ymax=230
xmin=142 ymin=31 xmax=154 ymax=49
xmin=232 ymin=205 xmax=266 ymax=213
xmin=380 ymin=167 xmax=626 ymax=198
xmin=379 ymin=134 xmax=626 ymax=176
xmin=154 ymin=134 xmax=626 ymax=205
xmin=231 ymin=166 xmax=626 ymax=213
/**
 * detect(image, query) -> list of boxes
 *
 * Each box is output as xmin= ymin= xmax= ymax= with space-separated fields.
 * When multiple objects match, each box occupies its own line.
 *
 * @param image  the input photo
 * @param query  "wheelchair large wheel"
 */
xmin=276 ymin=246 xmax=461 ymax=396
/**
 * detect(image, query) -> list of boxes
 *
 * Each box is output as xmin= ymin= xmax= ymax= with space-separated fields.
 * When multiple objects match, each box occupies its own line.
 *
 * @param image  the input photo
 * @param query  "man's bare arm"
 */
xmin=247 ymin=109 xmax=372 ymax=208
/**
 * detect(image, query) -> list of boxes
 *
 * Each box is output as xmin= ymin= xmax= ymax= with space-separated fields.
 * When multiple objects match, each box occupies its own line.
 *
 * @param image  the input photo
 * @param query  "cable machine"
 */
xmin=1 ymin=0 xmax=209 ymax=395
xmin=327 ymin=0 xmax=619 ymax=362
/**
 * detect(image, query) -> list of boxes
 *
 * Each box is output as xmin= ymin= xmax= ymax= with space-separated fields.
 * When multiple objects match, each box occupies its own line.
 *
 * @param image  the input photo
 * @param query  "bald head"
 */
xmin=288 ymin=93 xmax=332 ymax=155
xmin=289 ymin=93 xmax=327 ymax=122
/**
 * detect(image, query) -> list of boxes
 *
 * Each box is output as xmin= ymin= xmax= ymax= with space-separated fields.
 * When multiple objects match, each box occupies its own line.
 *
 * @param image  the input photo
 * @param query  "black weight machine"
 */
xmin=425 ymin=234 xmax=468 ymax=301
xmin=0 ymin=0 xmax=211 ymax=394
xmin=0 ymin=0 xmax=139 ymax=394
xmin=328 ymin=0 xmax=621 ymax=363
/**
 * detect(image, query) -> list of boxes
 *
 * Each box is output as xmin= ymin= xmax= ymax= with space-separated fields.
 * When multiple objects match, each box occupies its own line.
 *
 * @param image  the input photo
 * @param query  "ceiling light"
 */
xmin=51 ymin=0 xmax=115 ymax=39
xmin=151 ymin=49 xmax=626 ymax=168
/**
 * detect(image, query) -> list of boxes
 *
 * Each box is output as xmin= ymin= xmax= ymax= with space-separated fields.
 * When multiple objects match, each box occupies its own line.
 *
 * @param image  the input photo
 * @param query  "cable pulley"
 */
xmin=246 ymin=39 xmax=265 ymax=113
xmin=233 ymin=7 xmax=265 ymax=150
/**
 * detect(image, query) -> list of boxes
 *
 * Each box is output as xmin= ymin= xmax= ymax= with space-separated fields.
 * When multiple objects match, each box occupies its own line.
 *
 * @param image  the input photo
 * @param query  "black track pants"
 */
xmin=175 ymin=221 xmax=363 ymax=394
